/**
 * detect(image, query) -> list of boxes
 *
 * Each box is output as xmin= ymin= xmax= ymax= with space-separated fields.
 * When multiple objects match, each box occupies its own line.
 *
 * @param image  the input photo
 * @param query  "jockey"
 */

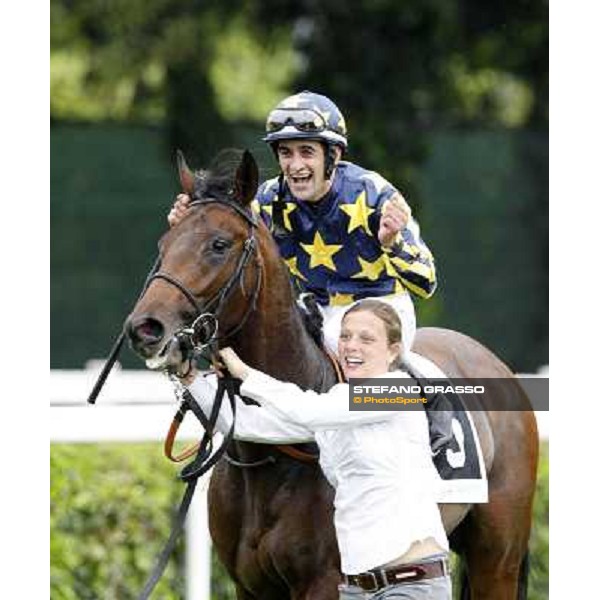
xmin=168 ymin=90 xmax=453 ymax=453
xmin=258 ymin=91 xmax=430 ymax=353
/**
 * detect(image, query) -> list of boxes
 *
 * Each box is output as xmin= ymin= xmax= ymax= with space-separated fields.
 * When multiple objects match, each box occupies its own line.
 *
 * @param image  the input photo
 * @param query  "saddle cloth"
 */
xmin=407 ymin=351 xmax=488 ymax=504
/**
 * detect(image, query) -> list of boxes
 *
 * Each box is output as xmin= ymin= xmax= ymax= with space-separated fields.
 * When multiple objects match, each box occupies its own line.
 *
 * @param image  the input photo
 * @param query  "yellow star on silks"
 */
xmin=340 ymin=191 xmax=375 ymax=234
xmin=282 ymin=203 xmax=297 ymax=231
xmin=352 ymin=255 xmax=387 ymax=281
xmin=262 ymin=205 xmax=273 ymax=216
xmin=284 ymin=256 xmax=308 ymax=282
xmin=300 ymin=231 xmax=342 ymax=271
xmin=330 ymin=292 xmax=355 ymax=307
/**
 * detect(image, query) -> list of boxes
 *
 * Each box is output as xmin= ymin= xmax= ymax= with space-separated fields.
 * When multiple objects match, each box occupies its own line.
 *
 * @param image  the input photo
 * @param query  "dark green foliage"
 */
xmin=529 ymin=441 xmax=549 ymax=599
xmin=50 ymin=124 xmax=175 ymax=368
xmin=418 ymin=130 xmax=548 ymax=371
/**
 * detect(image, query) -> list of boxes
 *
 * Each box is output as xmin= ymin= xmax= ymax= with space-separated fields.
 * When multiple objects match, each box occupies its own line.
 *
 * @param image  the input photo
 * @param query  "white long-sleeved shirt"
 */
xmin=187 ymin=369 xmax=448 ymax=575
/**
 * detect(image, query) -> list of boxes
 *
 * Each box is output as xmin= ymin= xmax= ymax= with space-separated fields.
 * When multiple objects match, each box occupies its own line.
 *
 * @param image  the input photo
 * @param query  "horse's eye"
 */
xmin=211 ymin=238 xmax=232 ymax=253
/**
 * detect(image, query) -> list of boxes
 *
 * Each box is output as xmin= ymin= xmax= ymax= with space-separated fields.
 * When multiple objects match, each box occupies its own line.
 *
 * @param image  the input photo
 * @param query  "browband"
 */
xmin=189 ymin=197 xmax=258 ymax=228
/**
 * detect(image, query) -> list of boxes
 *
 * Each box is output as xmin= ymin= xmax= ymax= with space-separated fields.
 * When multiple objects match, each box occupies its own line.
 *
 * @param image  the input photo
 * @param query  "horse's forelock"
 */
xmin=193 ymin=149 xmax=246 ymax=201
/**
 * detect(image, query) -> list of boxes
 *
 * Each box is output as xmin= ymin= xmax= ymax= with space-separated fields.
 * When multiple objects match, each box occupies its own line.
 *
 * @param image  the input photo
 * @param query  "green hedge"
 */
xmin=51 ymin=442 xmax=549 ymax=599
xmin=51 ymin=444 xmax=185 ymax=599
xmin=529 ymin=441 xmax=549 ymax=599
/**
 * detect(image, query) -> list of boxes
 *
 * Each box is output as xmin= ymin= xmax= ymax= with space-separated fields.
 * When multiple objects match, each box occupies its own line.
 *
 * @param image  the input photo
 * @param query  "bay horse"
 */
xmin=125 ymin=149 xmax=538 ymax=599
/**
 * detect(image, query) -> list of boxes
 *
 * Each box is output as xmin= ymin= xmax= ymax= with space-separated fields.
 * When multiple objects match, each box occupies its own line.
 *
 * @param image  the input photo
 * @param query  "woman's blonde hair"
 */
xmin=342 ymin=300 xmax=403 ymax=368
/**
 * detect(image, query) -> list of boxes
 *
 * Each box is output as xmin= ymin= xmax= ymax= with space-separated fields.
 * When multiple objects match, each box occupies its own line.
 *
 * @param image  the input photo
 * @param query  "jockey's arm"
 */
xmin=377 ymin=192 xmax=437 ymax=299
xmin=167 ymin=193 xmax=192 ymax=227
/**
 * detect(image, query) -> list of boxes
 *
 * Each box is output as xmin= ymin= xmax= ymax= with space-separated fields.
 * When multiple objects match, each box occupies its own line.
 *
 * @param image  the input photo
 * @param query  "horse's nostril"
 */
xmin=130 ymin=317 xmax=165 ymax=345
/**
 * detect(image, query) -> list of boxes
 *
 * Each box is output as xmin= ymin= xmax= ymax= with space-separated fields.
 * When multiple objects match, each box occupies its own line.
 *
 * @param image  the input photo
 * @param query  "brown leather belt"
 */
xmin=343 ymin=557 xmax=449 ymax=593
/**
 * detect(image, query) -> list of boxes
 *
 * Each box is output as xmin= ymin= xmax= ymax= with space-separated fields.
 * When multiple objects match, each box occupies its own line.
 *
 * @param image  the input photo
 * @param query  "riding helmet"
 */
xmin=263 ymin=91 xmax=348 ymax=150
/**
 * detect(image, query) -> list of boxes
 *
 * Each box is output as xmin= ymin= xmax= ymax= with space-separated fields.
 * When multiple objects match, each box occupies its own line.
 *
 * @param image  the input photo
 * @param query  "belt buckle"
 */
xmin=389 ymin=565 xmax=425 ymax=584
xmin=441 ymin=557 xmax=450 ymax=577
xmin=358 ymin=571 xmax=380 ymax=592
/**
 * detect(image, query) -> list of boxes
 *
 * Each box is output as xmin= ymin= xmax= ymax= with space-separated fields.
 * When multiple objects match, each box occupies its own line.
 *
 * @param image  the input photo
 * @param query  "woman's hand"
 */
xmin=219 ymin=347 xmax=250 ymax=381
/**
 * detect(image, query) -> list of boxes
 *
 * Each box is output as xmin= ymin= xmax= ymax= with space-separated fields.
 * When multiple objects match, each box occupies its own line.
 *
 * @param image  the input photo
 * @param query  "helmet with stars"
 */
xmin=263 ymin=91 xmax=348 ymax=150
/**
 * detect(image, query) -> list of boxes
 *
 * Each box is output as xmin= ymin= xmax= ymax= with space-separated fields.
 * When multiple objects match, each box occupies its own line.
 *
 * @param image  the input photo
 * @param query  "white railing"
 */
xmin=50 ymin=366 xmax=549 ymax=598
xmin=50 ymin=366 xmax=212 ymax=600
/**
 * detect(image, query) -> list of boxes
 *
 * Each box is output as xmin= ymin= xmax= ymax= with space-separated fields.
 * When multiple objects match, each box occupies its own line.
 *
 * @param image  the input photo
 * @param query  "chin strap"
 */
xmin=324 ymin=143 xmax=338 ymax=179
xmin=271 ymin=173 xmax=288 ymax=238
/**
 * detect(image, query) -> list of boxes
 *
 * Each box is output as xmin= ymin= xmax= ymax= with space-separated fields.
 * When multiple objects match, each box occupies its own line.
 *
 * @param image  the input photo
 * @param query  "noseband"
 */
xmin=149 ymin=198 xmax=262 ymax=365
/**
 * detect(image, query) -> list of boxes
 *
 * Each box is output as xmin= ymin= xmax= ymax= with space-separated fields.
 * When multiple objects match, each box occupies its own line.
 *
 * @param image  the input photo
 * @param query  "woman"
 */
xmin=184 ymin=299 xmax=450 ymax=599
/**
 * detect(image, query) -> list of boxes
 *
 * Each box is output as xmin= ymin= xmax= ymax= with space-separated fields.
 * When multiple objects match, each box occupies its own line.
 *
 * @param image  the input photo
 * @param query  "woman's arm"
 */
xmin=186 ymin=374 xmax=314 ymax=443
xmin=218 ymin=348 xmax=407 ymax=431
xmin=239 ymin=369 xmax=404 ymax=431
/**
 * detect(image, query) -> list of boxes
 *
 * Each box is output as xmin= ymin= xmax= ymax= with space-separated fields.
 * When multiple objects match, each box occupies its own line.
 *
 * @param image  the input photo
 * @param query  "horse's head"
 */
xmin=125 ymin=148 xmax=260 ymax=372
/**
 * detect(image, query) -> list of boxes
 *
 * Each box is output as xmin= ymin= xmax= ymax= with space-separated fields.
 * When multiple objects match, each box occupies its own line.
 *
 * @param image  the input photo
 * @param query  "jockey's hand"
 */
xmin=168 ymin=193 xmax=192 ymax=227
xmin=219 ymin=347 xmax=250 ymax=381
xmin=378 ymin=193 xmax=411 ymax=247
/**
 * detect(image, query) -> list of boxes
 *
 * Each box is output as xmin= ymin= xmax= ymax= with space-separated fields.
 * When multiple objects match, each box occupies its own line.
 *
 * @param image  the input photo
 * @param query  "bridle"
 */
xmin=90 ymin=192 xmax=322 ymax=599
xmin=148 ymin=197 xmax=262 ymax=372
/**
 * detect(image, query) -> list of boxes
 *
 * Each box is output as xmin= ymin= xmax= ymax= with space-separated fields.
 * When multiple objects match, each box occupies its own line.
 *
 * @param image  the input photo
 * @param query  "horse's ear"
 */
xmin=233 ymin=150 xmax=259 ymax=207
xmin=177 ymin=150 xmax=196 ymax=196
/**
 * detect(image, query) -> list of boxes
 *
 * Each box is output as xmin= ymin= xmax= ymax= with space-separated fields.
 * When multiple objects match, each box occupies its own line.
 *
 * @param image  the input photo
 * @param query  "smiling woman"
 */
xmin=187 ymin=299 xmax=452 ymax=599
xmin=339 ymin=299 xmax=403 ymax=378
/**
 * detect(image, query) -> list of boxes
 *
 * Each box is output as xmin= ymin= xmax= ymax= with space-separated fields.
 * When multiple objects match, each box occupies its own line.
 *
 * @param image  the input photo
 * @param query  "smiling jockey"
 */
xmin=168 ymin=90 xmax=453 ymax=453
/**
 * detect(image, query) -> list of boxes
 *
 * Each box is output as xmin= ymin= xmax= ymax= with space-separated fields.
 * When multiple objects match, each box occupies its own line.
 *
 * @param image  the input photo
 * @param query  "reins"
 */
xmin=137 ymin=372 xmax=239 ymax=600
xmin=164 ymin=298 xmax=347 ymax=468
xmin=86 ymin=254 xmax=162 ymax=404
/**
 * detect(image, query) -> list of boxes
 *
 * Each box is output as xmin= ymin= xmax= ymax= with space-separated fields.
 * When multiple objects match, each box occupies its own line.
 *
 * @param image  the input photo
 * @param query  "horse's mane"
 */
xmin=193 ymin=148 xmax=246 ymax=200
xmin=295 ymin=291 xmax=325 ymax=349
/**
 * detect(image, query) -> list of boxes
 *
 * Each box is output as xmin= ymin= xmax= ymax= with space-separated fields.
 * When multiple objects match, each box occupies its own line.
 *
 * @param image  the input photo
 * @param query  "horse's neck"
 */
xmin=233 ymin=238 xmax=335 ymax=391
xmin=236 ymin=303 xmax=330 ymax=389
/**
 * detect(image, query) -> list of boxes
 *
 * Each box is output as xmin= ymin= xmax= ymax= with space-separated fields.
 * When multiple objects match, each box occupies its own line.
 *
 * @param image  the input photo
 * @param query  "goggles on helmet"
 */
xmin=265 ymin=108 xmax=328 ymax=135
